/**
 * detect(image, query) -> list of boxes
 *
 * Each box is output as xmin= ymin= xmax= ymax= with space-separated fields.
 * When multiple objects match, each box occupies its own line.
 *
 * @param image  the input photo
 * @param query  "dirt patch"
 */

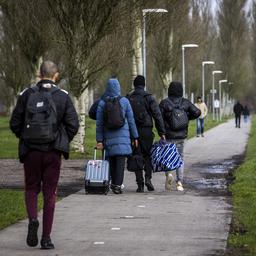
xmin=0 ymin=159 xmax=85 ymax=197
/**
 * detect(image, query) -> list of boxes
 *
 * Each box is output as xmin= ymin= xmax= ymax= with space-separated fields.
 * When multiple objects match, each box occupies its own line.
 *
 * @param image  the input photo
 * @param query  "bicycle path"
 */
xmin=0 ymin=119 xmax=251 ymax=256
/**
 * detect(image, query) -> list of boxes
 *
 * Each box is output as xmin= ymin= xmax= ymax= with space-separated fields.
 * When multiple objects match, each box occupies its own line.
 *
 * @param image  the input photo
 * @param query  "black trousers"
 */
xmin=235 ymin=115 xmax=241 ymax=127
xmin=108 ymin=156 xmax=126 ymax=186
xmin=135 ymin=127 xmax=154 ymax=184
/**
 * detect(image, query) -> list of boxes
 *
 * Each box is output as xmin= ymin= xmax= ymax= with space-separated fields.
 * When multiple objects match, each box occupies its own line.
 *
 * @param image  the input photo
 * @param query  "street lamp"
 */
xmin=142 ymin=9 xmax=168 ymax=87
xmin=182 ymin=44 xmax=199 ymax=97
xmin=219 ymin=79 xmax=228 ymax=121
xmin=212 ymin=70 xmax=223 ymax=120
xmin=202 ymin=61 xmax=215 ymax=102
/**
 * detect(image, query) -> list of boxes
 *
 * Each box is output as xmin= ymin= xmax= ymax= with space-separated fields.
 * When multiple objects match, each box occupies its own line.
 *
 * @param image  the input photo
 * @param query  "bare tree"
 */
xmin=217 ymin=0 xmax=250 ymax=99
xmin=45 ymin=0 xmax=127 ymax=153
xmin=0 ymin=0 xmax=51 ymax=112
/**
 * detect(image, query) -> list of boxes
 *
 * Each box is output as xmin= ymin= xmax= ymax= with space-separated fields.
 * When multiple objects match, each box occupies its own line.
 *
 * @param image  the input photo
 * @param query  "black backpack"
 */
xmin=127 ymin=92 xmax=150 ymax=125
xmin=103 ymin=96 xmax=125 ymax=129
xmin=22 ymin=86 xmax=59 ymax=144
xmin=88 ymin=99 xmax=100 ymax=120
xmin=166 ymin=98 xmax=188 ymax=131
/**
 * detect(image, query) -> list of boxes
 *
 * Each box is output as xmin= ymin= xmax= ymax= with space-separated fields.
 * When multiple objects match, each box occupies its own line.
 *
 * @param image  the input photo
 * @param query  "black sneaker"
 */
xmin=26 ymin=219 xmax=39 ymax=247
xmin=40 ymin=238 xmax=55 ymax=250
xmin=111 ymin=185 xmax=122 ymax=194
xmin=145 ymin=179 xmax=154 ymax=191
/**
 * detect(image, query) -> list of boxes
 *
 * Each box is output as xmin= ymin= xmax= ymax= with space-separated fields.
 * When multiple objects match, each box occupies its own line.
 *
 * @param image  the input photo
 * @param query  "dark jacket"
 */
xmin=127 ymin=85 xmax=166 ymax=136
xmin=233 ymin=102 xmax=243 ymax=116
xmin=159 ymin=81 xmax=201 ymax=140
xmin=243 ymin=106 xmax=250 ymax=116
xmin=10 ymin=79 xmax=79 ymax=162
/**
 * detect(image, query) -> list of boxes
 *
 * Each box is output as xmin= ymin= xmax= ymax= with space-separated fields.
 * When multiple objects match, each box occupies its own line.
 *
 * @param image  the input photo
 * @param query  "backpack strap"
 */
xmin=30 ymin=84 xmax=60 ymax=94
xmin=103 ymin=95 xmax=122 ymax=102
xmin=30 ymin=85 xmax=39 ymax=93
xmin=167 ymin=98 xmax=183 ymax=109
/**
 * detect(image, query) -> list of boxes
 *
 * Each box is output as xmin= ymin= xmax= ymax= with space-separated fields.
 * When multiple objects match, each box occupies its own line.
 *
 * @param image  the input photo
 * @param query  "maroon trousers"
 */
xmin=24 ymin=150 xmax=61 ymax=239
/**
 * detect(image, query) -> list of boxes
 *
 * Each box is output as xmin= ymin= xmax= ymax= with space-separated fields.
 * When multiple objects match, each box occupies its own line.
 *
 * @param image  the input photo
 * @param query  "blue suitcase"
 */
xmin=84 ymin=149 xmax=110 ymax=194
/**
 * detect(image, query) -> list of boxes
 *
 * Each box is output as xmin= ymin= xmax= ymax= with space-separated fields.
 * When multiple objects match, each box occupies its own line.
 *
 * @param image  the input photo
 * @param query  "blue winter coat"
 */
xmin=96 ymin=79 xmax=138 ymax=157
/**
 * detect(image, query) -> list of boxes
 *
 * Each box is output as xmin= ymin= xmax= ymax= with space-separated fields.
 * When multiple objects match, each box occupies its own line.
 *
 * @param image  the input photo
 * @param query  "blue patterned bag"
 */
xmin=150 ymin=142 xmax=183 ymax=172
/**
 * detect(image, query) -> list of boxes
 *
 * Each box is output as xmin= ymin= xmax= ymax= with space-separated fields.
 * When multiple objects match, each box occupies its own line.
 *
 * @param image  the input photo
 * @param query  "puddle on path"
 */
xmin=189 ymin=178 xmax=227 ymax=190
xmin=185 ymin=158 xmax=240 ymax=194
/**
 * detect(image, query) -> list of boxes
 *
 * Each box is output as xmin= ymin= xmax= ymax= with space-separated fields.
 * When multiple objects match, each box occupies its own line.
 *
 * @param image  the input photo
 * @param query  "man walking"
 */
xmin=127 ymin=75 xmax=166 ymax=192
xmin=195 ymin=96 xmax=208 ymax=137
xmin=160 ymin=81 xmax=201 ymax=191
xmin=233 ymin=101 xmax=243 ymax=128
xmin=10 ymin=61 xmax=79 ymax=249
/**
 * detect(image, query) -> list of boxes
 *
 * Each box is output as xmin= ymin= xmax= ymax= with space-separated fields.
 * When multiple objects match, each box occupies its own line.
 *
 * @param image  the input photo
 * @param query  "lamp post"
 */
xmin=182 ymin=44 xmax=199 ymax=98
xmin=218 ymin=79 xmax=228 ymax=121
xmin=142 ymin=8 xmax=168 ymax=88
xmin=212 ymin=70 xmax=223 ymax=120
xmin=202 ymin=61 xmax=215 ymax=102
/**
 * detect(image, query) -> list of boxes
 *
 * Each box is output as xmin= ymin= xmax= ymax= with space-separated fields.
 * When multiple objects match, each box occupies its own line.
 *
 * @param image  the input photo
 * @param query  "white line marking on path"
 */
xmin=138 ymin=205 xmax=146 ymax=208
xmin=147 ymin=197 xmax=154 ymax=200
xmin=111 ymin=227 xmax=121 ymax=230
xmin=94 ymin=242 xmax=105 ymax=245
xmin=124 ymin=216 xmax=134 ymax=219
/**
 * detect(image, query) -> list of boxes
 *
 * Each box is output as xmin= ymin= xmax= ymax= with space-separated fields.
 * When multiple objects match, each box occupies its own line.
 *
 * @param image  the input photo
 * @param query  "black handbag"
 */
xmin=127 ymin=147 xmax=144 ymax=172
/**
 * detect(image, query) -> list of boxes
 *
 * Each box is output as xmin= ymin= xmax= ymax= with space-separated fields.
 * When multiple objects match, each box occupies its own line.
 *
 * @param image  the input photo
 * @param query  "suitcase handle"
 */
xmin=93 ymin=148 xmax=106 ymax=160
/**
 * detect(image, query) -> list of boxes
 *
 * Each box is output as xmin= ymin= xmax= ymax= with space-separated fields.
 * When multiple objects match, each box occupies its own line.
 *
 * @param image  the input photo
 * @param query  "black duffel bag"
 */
xmin=127 ymin=147 xmax=144 ymax=172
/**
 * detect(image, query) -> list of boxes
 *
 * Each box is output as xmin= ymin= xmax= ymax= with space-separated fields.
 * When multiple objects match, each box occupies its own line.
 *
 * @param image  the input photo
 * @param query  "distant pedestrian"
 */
xmin=159 ymin=81 xmax=201 ymax=191
xmin=233 ymin=101 xmax=243 ymax=128
xmin=96 ymin=78 xmax=138 ymax=194
xmin=10 ymin=61 xmax=79 ymax=249
xmin=195 ymin=96 xmax=208 ymax=137
xmin=243 ymin=105 xmax=250 ymax=123
xmin=127 ymin=75 xmax=166 ymax=193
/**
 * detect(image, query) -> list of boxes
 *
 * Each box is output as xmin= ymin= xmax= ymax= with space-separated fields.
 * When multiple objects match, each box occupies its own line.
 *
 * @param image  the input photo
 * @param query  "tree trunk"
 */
xmin=162 ymin=71 xmax=173 ymax=98
xmin=30 ymin=56 xmax=43 ymax=84
xmin=161 ymin=29 xmax=174 ymax=98
xmin=132 ymin=12 xmax=143 ymax=79
xmin=8 ymin=96 xmax=17 ymax=115
xmin=72 ymin=89 xmax=87 ymax=153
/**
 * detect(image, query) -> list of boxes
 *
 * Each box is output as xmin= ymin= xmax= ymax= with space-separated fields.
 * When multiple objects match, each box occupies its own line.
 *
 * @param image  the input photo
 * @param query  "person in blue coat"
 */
xmin=96 ymin=78 xmax=139 ymax=194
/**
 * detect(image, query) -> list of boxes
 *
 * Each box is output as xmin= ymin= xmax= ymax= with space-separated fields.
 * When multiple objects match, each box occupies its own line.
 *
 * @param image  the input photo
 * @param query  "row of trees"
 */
xmin=0 ymin=0 xmax=255 ymax=153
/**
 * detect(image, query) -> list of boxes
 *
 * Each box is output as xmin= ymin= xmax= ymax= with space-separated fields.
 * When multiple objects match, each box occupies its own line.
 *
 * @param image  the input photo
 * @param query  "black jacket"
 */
xmin=127 ymin=86 xmax=166 ymax=136
xmin=233 ymin=102 xmax=243 ymax=116
xmin=159 ymin=81 xmax=200 ymax=140
xmin=10 ymin=79 xmax=79 ymax=162
xmin=243 ymin=106 xmax=250 ymax=116
xmin=160 ymin=96 xmax=200 ymax=139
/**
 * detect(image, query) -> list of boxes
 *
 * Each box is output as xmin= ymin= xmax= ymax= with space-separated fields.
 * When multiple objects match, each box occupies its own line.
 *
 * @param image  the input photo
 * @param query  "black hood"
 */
xmin=168 ymin=81 xmax=183 ymax=97
xmin=134 ymin=75 xmax=145 ymax=87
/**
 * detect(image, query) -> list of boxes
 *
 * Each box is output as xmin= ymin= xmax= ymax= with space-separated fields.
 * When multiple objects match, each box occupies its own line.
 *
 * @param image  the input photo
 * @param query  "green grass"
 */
xmin=0 ymin=115 xmax=230 ymax=159
xmin=227 ymin=116 xmax=256 ymax=255
xmin=0 ymin=116 xmax=96 ymax=159
xmin=0 ymin=117 xmax=18 ymax=158
xmin=0 ymin=189 xmax=43 ymax=230
xmin=70 ymin=117 xmax=97 ymax=159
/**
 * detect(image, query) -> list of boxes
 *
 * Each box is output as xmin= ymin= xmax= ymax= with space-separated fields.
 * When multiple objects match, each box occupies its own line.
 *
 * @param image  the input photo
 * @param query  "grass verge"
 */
xmin=0 ymin=115 xmax=230 ymax=159
xmin=226 ymin=116 xmax=256 ymax=255
xmin=0 ymin=189 xmax=43 ymax=230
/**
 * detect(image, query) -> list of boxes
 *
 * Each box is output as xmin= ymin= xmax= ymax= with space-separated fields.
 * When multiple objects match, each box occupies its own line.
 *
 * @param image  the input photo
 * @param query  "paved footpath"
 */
xmin=0 ymin=119 xmax=251 ymax=256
